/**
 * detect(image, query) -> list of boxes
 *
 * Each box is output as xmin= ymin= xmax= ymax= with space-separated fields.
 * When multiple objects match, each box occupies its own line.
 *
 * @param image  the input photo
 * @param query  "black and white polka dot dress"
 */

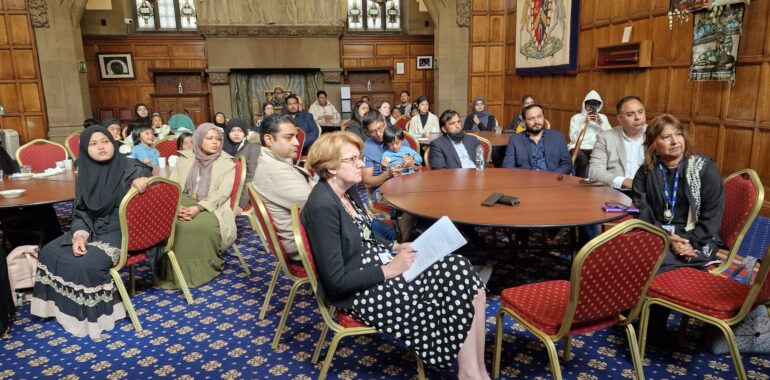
xmin=346 ymin=196 xmax=483 ymax=369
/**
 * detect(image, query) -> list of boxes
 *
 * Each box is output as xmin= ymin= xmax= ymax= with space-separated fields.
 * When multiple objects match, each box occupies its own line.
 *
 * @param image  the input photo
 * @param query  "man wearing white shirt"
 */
xmin=568 ymin=90 xmax=613 ymax=178
xmin=307 ymin=90 xmax=339 ymax=125
xmin=589 ymin=96 xmax=647 ymax=192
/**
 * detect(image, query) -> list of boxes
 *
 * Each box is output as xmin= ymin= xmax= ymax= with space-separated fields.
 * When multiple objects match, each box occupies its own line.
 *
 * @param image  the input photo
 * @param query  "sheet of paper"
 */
xmin=340 ymin=85 xmax=351 ymax=99
xmin=622 ymin=26 xmax=633 ymax=43
xmin=341 ymin=99 xmax=352 ymax=113
xmin=403 ymin=216 xmax=467 ymax=282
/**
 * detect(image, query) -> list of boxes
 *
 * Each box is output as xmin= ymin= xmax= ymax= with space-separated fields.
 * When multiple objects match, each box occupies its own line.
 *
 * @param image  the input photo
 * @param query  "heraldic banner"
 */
xmin=515 ymin=0 xmax=580 ymax=75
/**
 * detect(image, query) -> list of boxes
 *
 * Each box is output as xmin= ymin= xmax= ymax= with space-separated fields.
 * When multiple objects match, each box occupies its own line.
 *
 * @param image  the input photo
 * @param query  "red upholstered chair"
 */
xmin=711 ymin=169 xmax=764 ymax=274
xmin=295 ymin=127 xmax=307 ymax=165
xmin=110 ymin=177 xmax=193 ymax=332
xmin=402 ymin=130 xmax=419 ymax=151
xmin=493 ymin=219 xmax=668 ymax=380
xmin=65 ymin=131 xmax=81 ymax=159
xmin=290 ymin=205 xmax=425 ymax=380
xmin=639 ymin=247 xmax=770 ymax=380
xmin=470 ymin=133 xmax=493 ymax=166
xmin=395 ymin=115 xmax=411 ymax=131
xmin=247 ymin=184 xmax=309 ymax=349
xmin=228 ymin=156 xmax=250 ymax=274
xmin=16 ymin=139 xmax=68 ymax=172
xmin=155 ymin=135 xmax=179 ymax=159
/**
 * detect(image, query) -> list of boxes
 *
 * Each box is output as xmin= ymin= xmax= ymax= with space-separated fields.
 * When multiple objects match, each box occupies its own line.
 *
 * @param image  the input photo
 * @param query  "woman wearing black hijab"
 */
xmin=223 ymin=118 xmax=261 ymax=210
xmin=132 ymin=103 xmax=152 ymax=125
xmin=213 ymin=111 xmax=227 ymax=130
xmin=30 ymin=126 xmax=152 ymax=338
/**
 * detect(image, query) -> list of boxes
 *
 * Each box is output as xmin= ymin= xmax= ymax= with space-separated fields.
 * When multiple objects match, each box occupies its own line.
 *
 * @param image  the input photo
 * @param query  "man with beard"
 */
xmin=284 ymin=94 xmax=318 ymax=152
xmin=502 ymin=104 xmax=572 ymax=174
xmin=428 ymin=110 xmax=480 ymax=169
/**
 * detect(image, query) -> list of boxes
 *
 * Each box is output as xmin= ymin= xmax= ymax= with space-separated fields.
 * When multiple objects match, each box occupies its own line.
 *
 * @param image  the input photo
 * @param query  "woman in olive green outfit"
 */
xmin=155 ymin=123 xmax=237 ymax=288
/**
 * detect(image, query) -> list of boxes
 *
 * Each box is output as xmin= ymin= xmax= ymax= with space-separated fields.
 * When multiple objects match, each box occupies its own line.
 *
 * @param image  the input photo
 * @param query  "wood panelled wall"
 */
xmin=82 ymin=35 xmax=207 ymax=122
xmin=0 ymin=0 xmax=48 ymax=143
xmin=469 ymin=0 xmax=507 ymax=119
xmin=472 ymin=0 xmax=770 ymax=215
xmin=340 ymin=35 xmax=434 ymax=106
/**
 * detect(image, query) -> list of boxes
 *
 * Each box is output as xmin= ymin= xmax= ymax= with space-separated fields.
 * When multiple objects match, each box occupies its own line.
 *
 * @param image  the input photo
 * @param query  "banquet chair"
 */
xmin=295 ymin=128 xmax=307 ymax=165
xmin=402 ymin=130 xmax=419 ymax=151
xmin=493 ymin=219 xmax=668 ymax=380
xmin=639 ymin=243 xmax=770 ymax=380
xmin=247 ymin=184 xmax=309 ymax=349
xmin=155 ymin=135 xmax=179 ymax=159
xmin=229 ymin=156 xmax=250 ymax=274
xmin=471 ymin=133 xmax=493 ymax=166
xmin=423 ymin=147 xmax=431 ymax=170
xmin=16 ymin=139 xmax=68 ymax=172
xmin=111 ymin=177 xmax=193 ymax=332
xmin=65 ymin=131 xmax=81 ymax=159
xmin=290 ymin=205 xmax=425 ymax=380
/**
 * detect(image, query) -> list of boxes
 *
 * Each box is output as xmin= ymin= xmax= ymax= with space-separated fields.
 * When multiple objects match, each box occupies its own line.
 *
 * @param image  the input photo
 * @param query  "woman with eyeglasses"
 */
xmin=303 ymin=132 xmax=489 ymax=378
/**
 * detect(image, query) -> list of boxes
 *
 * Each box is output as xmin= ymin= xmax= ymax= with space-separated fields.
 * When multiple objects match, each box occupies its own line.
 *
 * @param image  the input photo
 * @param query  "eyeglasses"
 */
xmin=340 ymin=155 xmax=363 ymax=164
xmin=365 ymin=126 xmax=386 ymax=136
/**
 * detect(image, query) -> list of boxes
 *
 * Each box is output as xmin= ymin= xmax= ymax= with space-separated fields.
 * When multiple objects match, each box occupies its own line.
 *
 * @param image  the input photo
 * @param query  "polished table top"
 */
xmin=0 ymin=172 xmax=76 ymax=208
xmin=379 ymin=168 xmax=631 ymax=228
xmin=417 ymin=131 xmax=512 ymax=147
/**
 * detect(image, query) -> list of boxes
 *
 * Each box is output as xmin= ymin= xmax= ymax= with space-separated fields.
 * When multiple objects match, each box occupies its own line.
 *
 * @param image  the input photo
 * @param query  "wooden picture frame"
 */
xmin=416 ymin=56 xmax=433 ymax=70
xmin=98 ymin=53 xmax=135 ymax=79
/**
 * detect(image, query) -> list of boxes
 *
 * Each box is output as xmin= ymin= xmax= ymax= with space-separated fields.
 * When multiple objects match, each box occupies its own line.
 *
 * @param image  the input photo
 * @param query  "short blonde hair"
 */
xmin=307 ymin=131 xmax=364 ymax=180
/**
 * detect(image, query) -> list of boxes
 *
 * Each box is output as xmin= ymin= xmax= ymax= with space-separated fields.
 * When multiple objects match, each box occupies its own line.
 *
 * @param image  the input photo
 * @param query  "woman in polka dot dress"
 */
xmin=302 ymin=132 xmax=489 ymax=379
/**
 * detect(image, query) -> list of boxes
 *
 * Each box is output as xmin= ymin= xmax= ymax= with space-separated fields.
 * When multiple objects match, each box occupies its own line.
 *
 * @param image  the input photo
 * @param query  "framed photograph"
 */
xmin=416 ymin=56 xmax=433 ymax=70
xmin=97 ymin=53 xmax=134 ymax=79
xmin=515 ymin=0 xmax=581 ymax=75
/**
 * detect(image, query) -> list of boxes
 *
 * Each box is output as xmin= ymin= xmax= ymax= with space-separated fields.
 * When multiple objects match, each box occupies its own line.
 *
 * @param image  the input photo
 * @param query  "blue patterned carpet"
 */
xmin=1 ymin=204 xmax=769 ymax=379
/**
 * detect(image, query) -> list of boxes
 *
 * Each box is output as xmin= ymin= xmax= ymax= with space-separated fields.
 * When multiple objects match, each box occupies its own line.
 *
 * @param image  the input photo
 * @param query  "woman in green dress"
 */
xmin=154 ymin=123 xmax=237 ymax=288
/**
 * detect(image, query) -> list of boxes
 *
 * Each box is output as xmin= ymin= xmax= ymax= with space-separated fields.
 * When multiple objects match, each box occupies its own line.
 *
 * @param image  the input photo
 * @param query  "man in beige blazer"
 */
xmin=589 ymin=96 xmax=647 ymax=191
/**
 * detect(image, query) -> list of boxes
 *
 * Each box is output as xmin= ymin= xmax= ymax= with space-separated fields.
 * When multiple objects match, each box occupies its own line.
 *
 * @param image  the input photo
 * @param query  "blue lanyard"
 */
xmin=658 ymin=163 xmax=680 ymax=218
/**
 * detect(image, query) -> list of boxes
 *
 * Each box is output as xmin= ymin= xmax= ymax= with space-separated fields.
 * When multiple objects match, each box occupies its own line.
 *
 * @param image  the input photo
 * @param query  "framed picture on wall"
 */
xmin=97 ymin=53 xmax=135 ymax=79
xmin=416 ymin=56 xmax=433 ymax=70
xmin=514 ymin=0 xmax=581 ymax=75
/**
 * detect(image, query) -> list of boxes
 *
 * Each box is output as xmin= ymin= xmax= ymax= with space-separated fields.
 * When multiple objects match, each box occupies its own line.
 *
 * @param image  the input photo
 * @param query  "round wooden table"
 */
xmin=379 ymin=168 xmax=631 ymax=228
xmin=0 ymin=174 xmax=75 ymax=208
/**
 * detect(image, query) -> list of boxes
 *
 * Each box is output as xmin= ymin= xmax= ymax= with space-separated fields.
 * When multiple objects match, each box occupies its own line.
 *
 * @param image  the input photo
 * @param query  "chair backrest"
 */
xmin=155 ymin=136 xmax=179 ymax=159
xmin=471 ymin=134 xmax=492 ymax=163
xmin=294 ymin=128 xmax=306 ymax=164
xmin=65 ymin=132 xmax=81 ymax=160
xmin=403 ymin=130 xmax=418 ymax=151
xmin=16 ymin=139 xmax=68 ymax=172
xmin=395 ymin=116 xmax=411 ymax=131
xmin=341 ymin=119 xmax=350 ymax=131
xmin=247 ymin=184 xmax=298 ymax=278
xmin=423 ymin=147 xmax=431 ymax=170
xmin=116 ymin=177 xmax=181 ymax=270
xmin=558 ymin=219 xmax=668 ymax=337
xmin=716 ymin=169 xmax=764 ymax=270
xmin=229 ymin=156 xmax=246 ymax=211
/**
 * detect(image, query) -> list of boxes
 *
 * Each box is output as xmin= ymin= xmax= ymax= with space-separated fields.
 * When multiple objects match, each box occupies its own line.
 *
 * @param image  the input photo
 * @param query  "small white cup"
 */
xmin=63 ymin=159 xmax=73 ymax=171
xmin=157 ymin=157 xmax=166 ymax=168
xmin=55 ymin=161 xmax=65 ymax=169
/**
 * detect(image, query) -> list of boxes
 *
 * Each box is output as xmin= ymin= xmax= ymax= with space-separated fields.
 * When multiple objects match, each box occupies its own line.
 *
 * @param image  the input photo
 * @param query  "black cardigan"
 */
xmin=301 ymin=180 xmax=391 ymax=309
xmin=463 ymin=114 xmax=498 ymax=131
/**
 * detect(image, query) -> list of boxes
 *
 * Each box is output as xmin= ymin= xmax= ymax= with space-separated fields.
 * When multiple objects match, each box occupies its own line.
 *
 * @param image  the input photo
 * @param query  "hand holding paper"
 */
xmin=402 ymin=216 xmax=467 ymax=282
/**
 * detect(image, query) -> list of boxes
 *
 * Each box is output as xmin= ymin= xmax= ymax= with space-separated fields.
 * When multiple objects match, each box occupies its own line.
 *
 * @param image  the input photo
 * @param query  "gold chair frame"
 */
xmin=154 ymin=135 xmax=179 ymax=154
xmin=290 ymin=204 xmax=425 ymax=380
xmin=64 ymin=131 xmax=81 ymax=159
xmin=423 ymin=147 xmax=431 ymax=170
xmin=493 ymin=219 xmax=669 ymax=380
xmin=16 ymin=138 xmax=68 ymax=168
xmin=402 ymin=130 xmax=419 ymax=151
xmin=230 ymin=155 xmax=251 ymax=274
xmin=112 ymin=176 xmax=193 ymax=332
xmin=468 ymin=133 xmax=493 ymax=164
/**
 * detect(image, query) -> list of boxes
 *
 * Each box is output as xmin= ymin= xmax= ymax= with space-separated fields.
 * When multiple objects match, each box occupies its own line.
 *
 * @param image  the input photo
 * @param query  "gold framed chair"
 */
xmin=16 ymin=139 xmax=68 ymax=172
xmin=155 ymin=135 xmax=179 ymax=159
xmin=402 ymin=130 xmax=419 ymax=151
xmin=65 ymin=131 xmax=81 ymax=159
xmin=493 ymin=219 xmax=668 ymax=379
xmin=229 ymin=156 xmax=250 ymax=274
xmin=423 ymin=147 xmax=431 ymax=170
xmin=290 ymin=205 xmax=425 ymax=380
xmin=469 ymin=133 xmax=493 ymax=165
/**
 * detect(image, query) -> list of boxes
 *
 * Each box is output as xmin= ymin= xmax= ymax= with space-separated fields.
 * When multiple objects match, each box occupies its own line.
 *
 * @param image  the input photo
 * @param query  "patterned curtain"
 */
xmin=230 ymin=71 xmax=324 ymax=125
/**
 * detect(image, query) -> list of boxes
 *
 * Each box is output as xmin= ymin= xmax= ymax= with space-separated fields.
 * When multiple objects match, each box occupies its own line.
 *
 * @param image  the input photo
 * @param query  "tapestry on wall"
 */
xmin=515 ymin=0 xmax=580 ymax=75
xmin=689 ymin=5 xmax=744 ymax=83
xmin=229 ymin=72 xmax=324 ymax=125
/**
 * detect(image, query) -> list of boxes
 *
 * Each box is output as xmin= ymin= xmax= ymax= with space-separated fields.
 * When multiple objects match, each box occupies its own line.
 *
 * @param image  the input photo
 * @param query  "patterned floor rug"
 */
xmin=1 ymin=204 xmax=769 ymax=379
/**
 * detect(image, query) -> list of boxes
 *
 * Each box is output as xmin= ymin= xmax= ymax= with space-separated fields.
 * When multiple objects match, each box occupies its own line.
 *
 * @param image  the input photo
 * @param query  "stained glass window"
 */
xmin=178 ymin=0 xmax=198 ymax=29
xmin=135 ymin=0 xmax=155 ymax=29
xmin=134 ymin=0 xmax=197 ymax=32
xmin=157 ymin=0 xmax=176 ymax=29
xmin=347 ymin=0 xmax=401 ymax=32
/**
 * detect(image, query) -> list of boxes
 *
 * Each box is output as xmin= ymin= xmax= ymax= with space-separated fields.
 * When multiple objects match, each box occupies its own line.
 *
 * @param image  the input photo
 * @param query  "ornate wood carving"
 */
xmin=456 ymin=0 xmax=470 ymax=27
xmin=321 ymin=69 xmax=342 ymax=84
xmin=28 ymin=0 xmax=49 ymax=28
xmin=208 ymin=71 xmax=230 ymax=85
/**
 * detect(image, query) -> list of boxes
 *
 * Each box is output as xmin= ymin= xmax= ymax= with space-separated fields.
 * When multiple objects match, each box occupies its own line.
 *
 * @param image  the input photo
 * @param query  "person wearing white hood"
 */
xmin=568 ymin=90 xmax=612 ymax=178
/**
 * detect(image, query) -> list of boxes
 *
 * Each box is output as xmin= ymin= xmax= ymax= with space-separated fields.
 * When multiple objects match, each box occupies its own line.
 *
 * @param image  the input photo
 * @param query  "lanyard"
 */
xmin=658 ymin=163 xmax=680 ymax=221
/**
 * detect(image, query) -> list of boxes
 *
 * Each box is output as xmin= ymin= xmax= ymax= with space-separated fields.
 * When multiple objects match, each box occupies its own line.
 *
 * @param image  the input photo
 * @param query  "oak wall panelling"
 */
xmin=82 ymin=35 xmax=209 ymax=125
xmin=472 ymin=0 xmax=770 ymax=215
xmin=340 ymin=35 xmax=434 ymax=108
xmin=0 ymin=0 xmax=48 ymax=143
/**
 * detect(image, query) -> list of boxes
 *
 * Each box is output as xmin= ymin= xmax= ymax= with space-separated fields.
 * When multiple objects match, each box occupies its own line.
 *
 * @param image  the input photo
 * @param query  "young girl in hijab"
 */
xmin=151 ymin=113 xmax=170 ymax=138
xmin=155 ymin=124 xmax=236 ymax=288
xmin=463 ymin=97 xmax=498 ymax=131
xmin=130 ymin=125 xmax=160 ymax=166
xmin=224 ymin=118 xmax=261 ymax=210
xmin=31 ymin=126 xmax=151 ymax=338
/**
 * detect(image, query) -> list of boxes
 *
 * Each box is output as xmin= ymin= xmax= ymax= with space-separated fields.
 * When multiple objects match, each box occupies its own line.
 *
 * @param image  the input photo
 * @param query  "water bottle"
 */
xmin=494 ymin=123 xmax=502 ymax=135
xmin=16 ymin=292 xmax=24 ymax=307
xmin=475 ymin=145 xmax=484 ymax=171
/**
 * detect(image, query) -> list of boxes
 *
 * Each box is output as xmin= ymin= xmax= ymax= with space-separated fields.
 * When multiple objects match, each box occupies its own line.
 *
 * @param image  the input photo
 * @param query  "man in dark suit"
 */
xmin=502 ymin=103 xmax=572 ymax=174
xmin=429 ymin=109 xmax=481 ymax=169
xmin=284 ymin=94 xmax=318 ymax=153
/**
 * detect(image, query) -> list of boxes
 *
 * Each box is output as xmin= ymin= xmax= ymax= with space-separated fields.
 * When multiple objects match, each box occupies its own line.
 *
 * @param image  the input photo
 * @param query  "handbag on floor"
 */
xmin=707 ymin=256 xmax=770 ymax=355
xmin=6 ymin=245 xmax=38 ymax=303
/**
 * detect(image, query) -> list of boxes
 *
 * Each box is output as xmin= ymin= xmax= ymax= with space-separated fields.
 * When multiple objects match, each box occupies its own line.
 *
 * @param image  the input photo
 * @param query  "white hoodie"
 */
xmin=568 ymin=90 xmax=612 ymax=150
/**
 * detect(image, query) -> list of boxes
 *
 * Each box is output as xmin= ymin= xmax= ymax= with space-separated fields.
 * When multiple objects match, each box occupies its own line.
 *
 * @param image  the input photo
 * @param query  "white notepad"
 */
xmin=403 ymin=216 xmax=467 ymax=282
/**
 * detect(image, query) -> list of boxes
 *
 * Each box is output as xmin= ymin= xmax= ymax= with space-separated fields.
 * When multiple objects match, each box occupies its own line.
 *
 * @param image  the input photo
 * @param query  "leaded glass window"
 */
xmin=134 ymin=0 xmax=197 ymax=32
xmin=347 ymin=0 xmax=401 ymax=32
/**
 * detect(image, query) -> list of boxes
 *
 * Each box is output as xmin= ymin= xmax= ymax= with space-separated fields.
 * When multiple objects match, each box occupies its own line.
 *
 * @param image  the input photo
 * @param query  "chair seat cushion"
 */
xmin=335 ymin=310 xmax=367 ymax=328
xmin=286 ymin=260 xmax=308 ymax=278
xmin=125 ymin=252 xmax=148 ymax=266
xmin=501 ymin=280 xmax=618 ymax=336
xmin=372 ymin=202 xmax=392 ymax=214
xmin=648 ymin=267 xmax=750 ymax=319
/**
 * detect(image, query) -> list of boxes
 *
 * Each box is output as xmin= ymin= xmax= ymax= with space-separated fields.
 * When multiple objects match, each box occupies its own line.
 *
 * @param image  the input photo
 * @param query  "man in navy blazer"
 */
xmin=429 ymin=109 xmax=481 ymax=169
xmin=502 ymin=104 xmax=572 ymax=174
xmin=284 ymin=94 xmax=318 ymax=153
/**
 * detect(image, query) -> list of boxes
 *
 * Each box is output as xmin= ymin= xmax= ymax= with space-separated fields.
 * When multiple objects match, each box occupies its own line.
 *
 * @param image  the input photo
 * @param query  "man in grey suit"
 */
xmin=589 ymin=96 xmax=647 ymax=191
xmin=429 ymin=109 xmax=481 ymax=169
